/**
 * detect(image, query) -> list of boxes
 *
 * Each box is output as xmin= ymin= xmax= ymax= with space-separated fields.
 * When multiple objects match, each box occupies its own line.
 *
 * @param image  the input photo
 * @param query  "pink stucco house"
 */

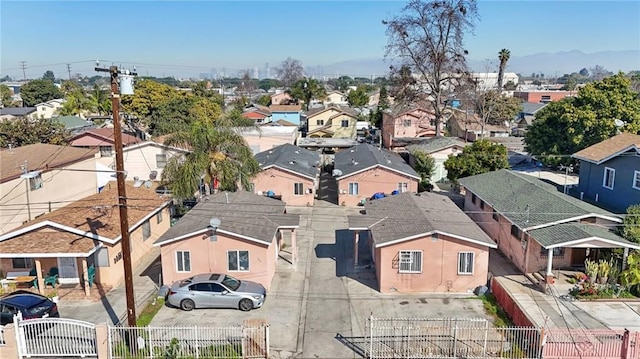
xmin=348 ymin=192 xmax=496 ymax=293
xmin=153 ymin=191 xmax=300 ymax=291
xmin=252 ymin=144 xmax=320 ymax=206
xmin=334 ymin=144 xmax=420 ymax=206
xmin=459 ymin=170 xmax=638 ymax=282
xmin=382 ymin=104 xmax=437 ymax=149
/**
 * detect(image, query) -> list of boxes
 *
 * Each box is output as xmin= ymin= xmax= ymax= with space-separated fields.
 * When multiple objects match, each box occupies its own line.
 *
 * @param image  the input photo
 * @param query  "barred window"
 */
xmin=398 ymin=250 xmax=422 ymax=273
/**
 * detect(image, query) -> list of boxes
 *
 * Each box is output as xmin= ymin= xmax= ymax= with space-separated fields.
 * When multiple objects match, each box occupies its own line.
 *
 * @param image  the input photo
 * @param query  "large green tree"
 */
xmin=162 ymin=121 xmax=259 ymax=198
xmin=20 ymin=79 xmax=63 ymax=106
xmin=148 ymin=96 xmax=223 ymax=136
xmin=444 ymin=140 xmax=509 ymax=183
xmin=0 ymin=117 xmax=71 ymax=147
xmin=347 ymin=86 xmax=369 ymax=108
xmin=410 ymin=149 xmax=436 ymax=191
xmin=289 ymin=78 xmax=326 ymax=111
xmin=524 ymin=73 xmax=640 ymax=166
xmin=120 ymin=79 xmax=181 ymax=122
xmin=622 ymin=205 xmax=640 ymax=244
xmin=475 ymin=90 xmax=522 ymax=125
xmin=42 ymin=70 xmax=55 ymax=82
xmin=0 ymin=84 xmax=13 ymax=107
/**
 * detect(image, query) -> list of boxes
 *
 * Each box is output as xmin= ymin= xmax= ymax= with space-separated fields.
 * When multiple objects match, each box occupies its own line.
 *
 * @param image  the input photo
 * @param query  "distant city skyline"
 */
xmin=1 ymin=1 xmax=639 ymax=80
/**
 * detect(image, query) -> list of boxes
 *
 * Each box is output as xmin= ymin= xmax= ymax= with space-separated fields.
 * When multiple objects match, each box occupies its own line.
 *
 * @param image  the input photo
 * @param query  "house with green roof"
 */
xmin=458 ymin=169 xmax=639 ymax=281
xmin=51 ymin=115 xmax=93 ymax=133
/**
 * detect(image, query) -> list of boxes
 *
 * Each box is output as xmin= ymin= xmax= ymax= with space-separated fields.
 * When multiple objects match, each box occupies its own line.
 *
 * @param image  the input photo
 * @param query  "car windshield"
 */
xmin=221 ymin=275 xmax=241 ymax=291
xmin=26 ymin=304 xmax=50 ymax=315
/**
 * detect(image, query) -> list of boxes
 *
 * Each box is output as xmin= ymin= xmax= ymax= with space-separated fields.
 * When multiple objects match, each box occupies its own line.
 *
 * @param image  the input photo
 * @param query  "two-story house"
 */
xmin=572 ymin=133 xmax=640 ymax=213
xmin=35 ymin=99 xmax=65 ymax=119
xmin=242 ymin=104 xmax=272 ymax=124
xmin=306 ymin=105 xmax=359 ymax=139
xmin=325 ymin=91 xmax=348 ymax=105
xmin=0 ymin=144 xmax=99 ymax=234
xmin=269 ymin=105 xmax=302 ymax=126
xmin=382 ymin=104 xmax=437 ymax=149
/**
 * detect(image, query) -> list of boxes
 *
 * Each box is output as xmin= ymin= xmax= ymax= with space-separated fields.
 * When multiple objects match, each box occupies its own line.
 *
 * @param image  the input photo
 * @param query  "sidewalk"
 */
xmin=57 ymin=248 xmax=161 ymax=325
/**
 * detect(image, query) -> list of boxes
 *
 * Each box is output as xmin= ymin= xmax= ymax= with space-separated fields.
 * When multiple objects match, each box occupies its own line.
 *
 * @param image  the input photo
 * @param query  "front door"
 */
xmin=571 ymin=248 xmax=588 ymax=267
xmin=57 ymin=257 xmax=80 ymax=284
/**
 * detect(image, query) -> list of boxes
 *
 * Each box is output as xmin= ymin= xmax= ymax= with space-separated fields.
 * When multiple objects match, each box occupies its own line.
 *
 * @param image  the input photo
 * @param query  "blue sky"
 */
xmin=1 ymin=1 xmax=639 ymax=78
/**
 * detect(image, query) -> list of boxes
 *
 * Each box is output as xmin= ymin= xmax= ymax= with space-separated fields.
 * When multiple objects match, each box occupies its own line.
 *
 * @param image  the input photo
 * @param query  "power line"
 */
xmin=66 ymin=64 xmax=72 ymax=80
xmin=20 ymin=61 xmax=27 ymax=81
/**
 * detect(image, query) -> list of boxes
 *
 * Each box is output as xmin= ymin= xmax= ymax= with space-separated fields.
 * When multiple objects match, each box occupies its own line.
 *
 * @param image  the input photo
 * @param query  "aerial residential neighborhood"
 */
xmin=0 ymin=1 xmax=639 ymax=359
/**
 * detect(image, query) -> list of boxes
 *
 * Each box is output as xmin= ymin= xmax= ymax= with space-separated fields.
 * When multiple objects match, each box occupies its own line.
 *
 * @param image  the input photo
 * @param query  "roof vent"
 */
xmin=289 ymin=161 xmax=296 ymax=164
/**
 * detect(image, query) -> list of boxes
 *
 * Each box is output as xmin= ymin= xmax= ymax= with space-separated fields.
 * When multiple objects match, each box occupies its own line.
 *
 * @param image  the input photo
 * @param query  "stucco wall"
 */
xmin=159 ymin=232 xmax=277 ymax=290
xmin=375 ymin=234 xmax=490 ymax=293
xmin=0 ymin=157 xmax=99 ymax=234
xmin=97 ymin=144 xmax=185 ymax=182
xmin=382 ymin=110 xmax=436 ymax=148
xmin=307 ymin=109 xmax=357 ymax=139
xmin=337 ymin=167 xmax=418 ymax=207
xmin=243 ymin=135 xmax=297 ymax=155
xmin=252 ymin=167 xmax=316 ymax=207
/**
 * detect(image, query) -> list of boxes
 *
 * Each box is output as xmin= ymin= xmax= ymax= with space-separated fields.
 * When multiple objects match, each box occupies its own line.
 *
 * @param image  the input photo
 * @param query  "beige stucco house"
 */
xmin=459 ymin=170 xmax=639 ymax=281
xmin=252 ymin=144 xmax=320 ymax=206
xmin=406 ymin=137 xmax=469 ymax=183
xmin=349 ymin=192 xmax=496 ymax=293
xmin=0 ymin=183 xmax=171 ymax=296
xmin=35 ymin=99 xmax=65 ymax=119
xmin=325 ymin=91 xmax=348 ymax=105
xmin=270 ymin=91 xmax=292 ymax=105
xmin=0 ymin=144 xmax=100 ymax=235
xmin=333 ymin=144 xmax=420 ymax=206
xmin=154 ymin=191 xmax=300 ymax=291
xmin=382 ymin=104 xmax=437 ymax=149
xmin=306 ymin=105 xmax=359 ymax=139
xmin=236 ymin=126 xmax=299 ymax=155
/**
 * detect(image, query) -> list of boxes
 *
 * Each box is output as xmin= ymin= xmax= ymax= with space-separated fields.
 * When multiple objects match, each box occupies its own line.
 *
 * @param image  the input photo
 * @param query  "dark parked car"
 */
xmin=167 ymin=273 xmax=266 ymax=312
xmin=0 ymin=290 xmax=60 ymax=325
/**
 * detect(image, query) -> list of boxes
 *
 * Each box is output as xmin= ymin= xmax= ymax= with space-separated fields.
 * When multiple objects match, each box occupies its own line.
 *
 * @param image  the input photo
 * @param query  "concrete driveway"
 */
xmin=151 ymin=203 xmax=490 ymax=358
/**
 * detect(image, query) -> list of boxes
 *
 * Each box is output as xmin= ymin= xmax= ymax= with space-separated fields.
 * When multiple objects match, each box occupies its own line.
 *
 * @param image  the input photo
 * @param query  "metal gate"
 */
xmin=14 ymin=312 xmax=97 ymax=358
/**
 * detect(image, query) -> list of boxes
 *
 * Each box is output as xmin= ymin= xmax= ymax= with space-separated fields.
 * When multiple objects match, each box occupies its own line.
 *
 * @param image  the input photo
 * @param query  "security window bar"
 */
xmin=398 ymin=250 xmax=422 ymax=273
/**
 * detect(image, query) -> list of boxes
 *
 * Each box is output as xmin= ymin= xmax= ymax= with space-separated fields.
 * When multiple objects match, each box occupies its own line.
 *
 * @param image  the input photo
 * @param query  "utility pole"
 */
xmin=20 ymin=61 xmax=27 ymax=81
xmin=66 ymin=64 xmax=72 ymax=80
xmin=94 ymin=65 xmax=138 ymax=328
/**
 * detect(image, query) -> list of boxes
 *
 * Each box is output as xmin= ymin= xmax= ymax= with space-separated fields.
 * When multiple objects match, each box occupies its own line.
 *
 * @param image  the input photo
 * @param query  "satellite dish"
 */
xmin=209 ymin=217 xmax=221 ymax=229
xmin=144 ymin=180 xmax=152 ymax=188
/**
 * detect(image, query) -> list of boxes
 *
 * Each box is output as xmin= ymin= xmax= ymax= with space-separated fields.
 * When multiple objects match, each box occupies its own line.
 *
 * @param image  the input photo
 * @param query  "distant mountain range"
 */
xmin=306 ymin=50 xmax=640 ymax=78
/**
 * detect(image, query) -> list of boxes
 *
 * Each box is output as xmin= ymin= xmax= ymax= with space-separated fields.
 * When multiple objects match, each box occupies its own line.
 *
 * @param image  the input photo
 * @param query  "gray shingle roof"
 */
xmin=348 ymin=192 xmax=496 ymax=247
xmin=0 ymin=107 xmax=36 ymax=116
xmin=458 ymin=169 xmax=621 ymax=229
xmin=154 ymin=191 xmax=299 ymax=246
xmin=334 ymin=144 xmax=419 ymax=180
xmin=255 ymin=144 xmax=320 ymax=180
xmin=406 ymin=136 xmax=468 ymax=154
xmin=520 ymin=102 xmax=547 ymax=115
xmin=528 ymin=223 xmax=638 ymax=249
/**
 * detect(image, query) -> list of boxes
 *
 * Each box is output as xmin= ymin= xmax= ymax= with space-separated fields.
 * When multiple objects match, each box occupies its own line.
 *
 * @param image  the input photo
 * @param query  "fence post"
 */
xmin=369 ymin=315 xmax=374 ymax=359
xmin=13 ymin=312 xmax=25 ymax=359
xmin=264 ymin=324 xmax=270 ymax=358
xmin=482 ymin=320 xmax=489 ymax=357
xmin=147 ymin=326 xmax=152 ymax=359
xmin=452 ymin=318 xmax=458 ymax=358
xmin=194 ymin=326 xmax=199 ymax=359
xmin=621 ymin=329 xmax=631 ymax=359
xmin=538 ymin=327 xmax=546 ymax=359
xmin=241 ymin=326 xmax=247 ymax=359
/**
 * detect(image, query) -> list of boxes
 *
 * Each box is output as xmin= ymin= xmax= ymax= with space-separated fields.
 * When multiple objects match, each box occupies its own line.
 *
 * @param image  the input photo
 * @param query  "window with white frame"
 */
xmin=228 ymin=250 xmax=249 ymax=271
xmin=458 ymin=252 xmax=474 ymax=274
xmin=634 ymin=171 xmax=640 ymax=190
xmin=156 ymin=154 xmax=167 ymax=168
xmin=29 ymin=173 xmax=43 ymax=190
xmin=348 ymin=182 xmax=359 ymax=195
xmin=398 ymin=250 xmax=422 ymax=273
xmin=398 ymin=182 xmax=408 ymax=193
xmin=294 ymin=182 xmax=304 ymax=195
xmin=603 ymin=167 xmax=615 ymax=189
xmin=142 ymin=220 xmax=151 ymax=241
xmin=99 ymin=146 xmax=113 ymax=157
xmin=176 ymin=251 xmax=191 ymax=272
xmin=12 ymin=258 xmax=34 ymax=269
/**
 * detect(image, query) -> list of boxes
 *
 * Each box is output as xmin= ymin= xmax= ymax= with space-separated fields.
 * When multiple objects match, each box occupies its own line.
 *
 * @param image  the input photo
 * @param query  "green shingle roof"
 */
xmin=52 ymin=115 xmax=90 ymax=130
xmin=528 ymin=223 xmax=639 ymax=249
xmin=458 ymin=169 xmax=621 ymax=229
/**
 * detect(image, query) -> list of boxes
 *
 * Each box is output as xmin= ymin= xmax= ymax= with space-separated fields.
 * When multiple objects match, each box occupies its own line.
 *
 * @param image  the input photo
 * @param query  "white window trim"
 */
xmin=348 ymin=182 xmax=359 ymax=196
xmin=458 ymin=252 xmax=475 ymax=275
xmin=294 ymin=182 xmax=304 ymax=196
xmin=602 ymin=167 xmax=615 ymax=190
xmin=227 ymin=250 xmax=250 ymax=272
xmin=176 ymin=250 xmax=191 ymax=273
xmin=398 ymin=250 xmax=423 ymax=274
xmin=633 ymin=171 xmax=640 ymax=190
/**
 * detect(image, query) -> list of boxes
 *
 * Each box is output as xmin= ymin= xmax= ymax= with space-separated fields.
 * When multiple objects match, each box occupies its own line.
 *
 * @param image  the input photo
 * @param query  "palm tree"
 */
xmin=161 ymin=120 xmax=260 ymax=199
xmin=87 ymin=85 xmax=111 ymax=115
xmin=288 ymin=78 xmax=327 ymax=111
xmin=497 ymin=49 xmax=511 ymax=90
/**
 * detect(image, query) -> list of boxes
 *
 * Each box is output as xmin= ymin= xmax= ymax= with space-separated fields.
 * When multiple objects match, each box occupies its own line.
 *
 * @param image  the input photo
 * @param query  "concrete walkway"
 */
xmin=57 ymin=248 xmax=161 ymax=325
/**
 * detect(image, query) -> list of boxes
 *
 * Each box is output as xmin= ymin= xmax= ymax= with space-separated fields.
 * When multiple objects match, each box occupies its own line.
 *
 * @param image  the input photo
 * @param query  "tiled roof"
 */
xmin=269 ymin=105 xmax=302 ymax=112
xmin=572 ymin=133 xmax=640 ymax=164
xmin=458 ymin=169 xmax=620 ymax=229
xmin=154 ymin=191 xmax=299 ymax=246
xmin=334 ymin=144 xmax=419 ymax=180
xmin=348 ymin=192 xmax=496 ymax=247
xmin=72 ymin=128 xmax=141 ymax=146
xmin=406 ymin=136 xmax=468 ymax=154
xmin=527 ymin=223 xmax=637 ymax=249
xmin=0 ymin=107 xmax=36 ymax=116
xmin=0 ymin=183 xmax=170 ymax=255
xmin=0 ymin=144 xmax=98 ymax=183
xmin=255 ymin=144 xmax=320 ymax=180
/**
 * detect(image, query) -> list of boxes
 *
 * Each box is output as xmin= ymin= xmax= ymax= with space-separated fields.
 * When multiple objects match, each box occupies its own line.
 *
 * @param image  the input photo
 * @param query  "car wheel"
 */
xmin=239 ymin=298 xmax=253 ymax=312
xmin=180 ymin=299 xmax=195 ymax=311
